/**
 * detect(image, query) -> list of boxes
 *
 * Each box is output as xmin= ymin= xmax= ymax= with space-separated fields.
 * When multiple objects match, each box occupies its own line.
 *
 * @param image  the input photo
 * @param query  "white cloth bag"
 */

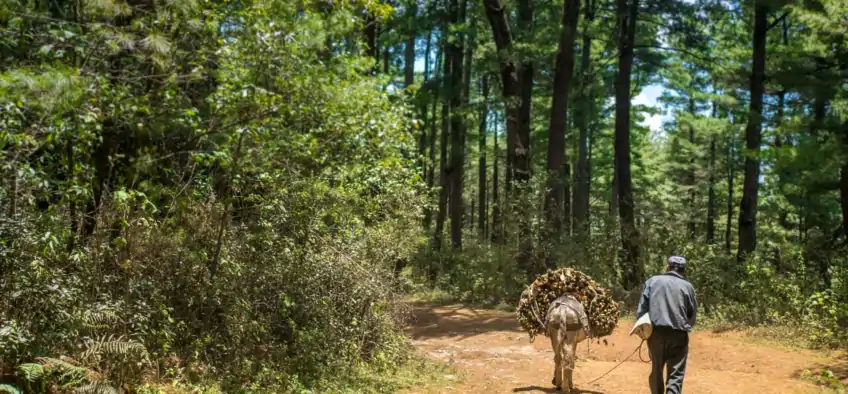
xmin=629 ymin=312 xmax=652 ymax=340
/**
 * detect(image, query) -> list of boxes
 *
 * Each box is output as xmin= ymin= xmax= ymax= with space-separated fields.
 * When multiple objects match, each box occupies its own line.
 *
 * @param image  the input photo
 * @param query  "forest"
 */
xmin=0 ymin=0 xmax=846 ymax=392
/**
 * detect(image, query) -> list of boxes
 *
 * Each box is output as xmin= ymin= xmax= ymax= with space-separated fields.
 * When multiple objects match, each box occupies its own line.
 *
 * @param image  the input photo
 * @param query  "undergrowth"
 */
xmin=0 ymin=0 xmax=428 ymax=391
xmin=136 ymin=352 xmax=449 ymax=394
xmin=800 ymin=369 xmax=847 ymax=394
xmin=408 ymin=228 xmax=848 ymax=351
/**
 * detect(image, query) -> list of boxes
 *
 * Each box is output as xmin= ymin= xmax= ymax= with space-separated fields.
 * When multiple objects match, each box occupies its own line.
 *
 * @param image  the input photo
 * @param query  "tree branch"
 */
xmin=766 ymin=11 xmax=790 ymax=32
xmin=632 ymin=44 xmax=737 ymax=74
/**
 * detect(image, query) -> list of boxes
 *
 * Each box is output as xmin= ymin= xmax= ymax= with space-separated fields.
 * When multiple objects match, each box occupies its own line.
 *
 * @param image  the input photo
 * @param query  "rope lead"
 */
xmin=581 ymin=339 xmax=649 ymax=386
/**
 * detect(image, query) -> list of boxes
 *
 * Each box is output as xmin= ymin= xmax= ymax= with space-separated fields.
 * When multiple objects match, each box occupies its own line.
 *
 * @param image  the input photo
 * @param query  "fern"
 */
xmin=37 ymin=356 xmax=101 ymax=383
xmin=39 ymin=356 xmax=83 ymax=368
xmin=83 ymin=335 xmax=148 ymax=360
xmin=0 ymin=384 xmax=21 ymax=394
xmin=142 ymin=34 xmax=172 ymax=55
xmin=80 ymin=310 xmax=121 ymax=332
xmin=73 ymin=382 xmax=119 ymax=394
xmin=18 ymin=362 xmax=45 ymax=381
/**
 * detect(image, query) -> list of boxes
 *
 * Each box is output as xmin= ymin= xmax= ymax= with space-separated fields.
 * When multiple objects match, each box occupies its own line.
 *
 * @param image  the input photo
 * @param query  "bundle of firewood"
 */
xmin=517 ymin=268 xmax=620 ymax=339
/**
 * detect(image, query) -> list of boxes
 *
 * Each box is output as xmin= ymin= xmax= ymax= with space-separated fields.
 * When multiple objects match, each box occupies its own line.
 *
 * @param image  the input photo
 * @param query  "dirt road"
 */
xmin=403 ymin=303 xmax=846 ymax=394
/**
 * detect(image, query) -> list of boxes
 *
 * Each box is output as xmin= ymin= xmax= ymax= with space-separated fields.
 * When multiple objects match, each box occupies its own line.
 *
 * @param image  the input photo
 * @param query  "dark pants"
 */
xmin=647 ymin=326 xmax=689 ymax=394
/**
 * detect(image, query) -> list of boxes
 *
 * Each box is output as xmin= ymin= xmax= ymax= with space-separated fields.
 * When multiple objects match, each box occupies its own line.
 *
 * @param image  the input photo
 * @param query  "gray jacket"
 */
xmin=636 ymin=271 xmax=697 ymax=332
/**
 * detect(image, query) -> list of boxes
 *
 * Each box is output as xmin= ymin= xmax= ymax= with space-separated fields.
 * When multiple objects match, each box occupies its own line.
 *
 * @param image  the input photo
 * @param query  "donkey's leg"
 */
xmin=565 ymin=331 xmax=578 ymax=391
xmin=549 ymin=327 xmax=562 ymax=389
xmin=556 ymin=328 xmax=570 ymax=391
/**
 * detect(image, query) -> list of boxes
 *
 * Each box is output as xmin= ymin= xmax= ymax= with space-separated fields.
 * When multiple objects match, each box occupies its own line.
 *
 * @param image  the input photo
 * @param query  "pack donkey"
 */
xmin=546 ymin=293 xmax=591 ymax=392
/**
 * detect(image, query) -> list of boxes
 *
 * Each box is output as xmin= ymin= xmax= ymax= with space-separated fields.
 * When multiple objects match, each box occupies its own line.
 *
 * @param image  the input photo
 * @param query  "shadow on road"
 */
xmin=793 ymin=351 xmax=848 ymax=383
xmin=406 ymin=304 xmax=521 ymax=340
xmin=512 ymin=386 xmax=604 ymax=394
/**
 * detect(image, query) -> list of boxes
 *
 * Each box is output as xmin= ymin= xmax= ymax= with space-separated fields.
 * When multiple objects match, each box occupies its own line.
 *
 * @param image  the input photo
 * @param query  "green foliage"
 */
xmin=801 ymin=369 xmax=847 ymax=393
xmin=18 ymin=363 xmax=45 ymax=382
xmin=11 ymin=334 xmax=150 ymax=393
xmin=0 ymin=0 xmax=428 ymax=392
xmin=73 ymin=382 xmax=121 ymax=394
xmin=0 ymin=385 xmax=21 ymax=394
xmin=81 ymin=336 xmax=148 ymax=361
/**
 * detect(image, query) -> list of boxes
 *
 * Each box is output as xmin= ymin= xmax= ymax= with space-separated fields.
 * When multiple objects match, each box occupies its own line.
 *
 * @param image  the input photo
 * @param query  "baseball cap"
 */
xmin=668 ymin=256 xmax=687 ymax=269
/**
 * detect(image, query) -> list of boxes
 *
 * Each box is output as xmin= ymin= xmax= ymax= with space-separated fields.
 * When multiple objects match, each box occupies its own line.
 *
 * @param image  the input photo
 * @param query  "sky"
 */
xmin=633 ymin=84 xmax=669 ymax=132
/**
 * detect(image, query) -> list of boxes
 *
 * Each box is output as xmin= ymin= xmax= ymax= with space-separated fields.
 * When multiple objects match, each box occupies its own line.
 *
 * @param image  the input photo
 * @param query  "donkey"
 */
xmin=546 ymin=293 xmax=591 ymax=392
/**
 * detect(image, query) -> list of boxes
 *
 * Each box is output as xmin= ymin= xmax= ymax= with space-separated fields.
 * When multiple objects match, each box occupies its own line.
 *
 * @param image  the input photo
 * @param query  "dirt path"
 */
xmin=403 ymin=303 xmax=846 ymax=394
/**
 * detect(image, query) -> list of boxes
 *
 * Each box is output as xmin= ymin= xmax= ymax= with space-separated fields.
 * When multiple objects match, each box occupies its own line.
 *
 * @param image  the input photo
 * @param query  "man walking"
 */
xmin=636 ymin=256 xmax=698 ymax=394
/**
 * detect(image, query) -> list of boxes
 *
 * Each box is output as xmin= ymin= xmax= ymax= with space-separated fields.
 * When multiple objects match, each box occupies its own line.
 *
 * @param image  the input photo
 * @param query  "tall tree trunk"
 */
xmin=433 ymin=29 xmax=452 ymax=254
xmin=707 ymin=135 xmax=717 ymax=243
xmin=482 ymin=0 xmax=521 ymax=243
xmin=776 ymin=86 xmax=791 ymax=229
xmin=776 ymin=91 xmax=785 ymax=149
xmin=707 ymin=101 xmax=717 ymax=244
xmin=404 ymin=42 xmax=414 ymax=84
xmin=492 ymin=111 xmax=502 ymax=243
xmin=573 ymin=0 xmax=594 ymax=239
xmin=615 ymin=0 xmax=642 ymax=290
xmin=515 ymin=0 xmax=534 ymax=277
xmin=807 ymin=93 xmax=831 ymax=287
xmin=398 ymin=22 xmax=418 ymax=281
xmin=545 ymin=0 xmax=581 ymax=252
xmin=773 ymin=18 xmax=797 ymax=236
xmin=404 ymin=1 xmax=417 ymax=88
xmin=448 ymin=0 xmax=466 ymax=250
xmin=516 ymin=0 xmax=533 ymax=189
xmin=478 ymin=77 xmax=490 ymax=238
xmin=841 ymin=161 xmax=848 ymax=238
xmin=776 ymin=18 xmax=788 ymax=148
xmin=363 ymin=11 xmax=379 ymax=70
xmin=841 ymin=102 xmax=848 ymax=240
xmin=801 ymin=92 xmax=828 ymax=242
xmin=587 ymin=107 xmax=594 ymax=238
xmin=812 ymin=92 xmax=828 ymax=134
xmin=82 ymin=128 xmax=115 ymax=240
xmin=610 ymin=158 xmax=619 ymax=217
xmin=687 ymin=94 xmax=697 ymax=238
xmin=424 ymin=34 xmax=444 ymax=230
xmin=737 ymin=3 xmax=767 ymax=261
xmin=415 ymin=31 xmax=427 ymax=185
xmin=726 ymin=133 xmax=735 ymax=253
